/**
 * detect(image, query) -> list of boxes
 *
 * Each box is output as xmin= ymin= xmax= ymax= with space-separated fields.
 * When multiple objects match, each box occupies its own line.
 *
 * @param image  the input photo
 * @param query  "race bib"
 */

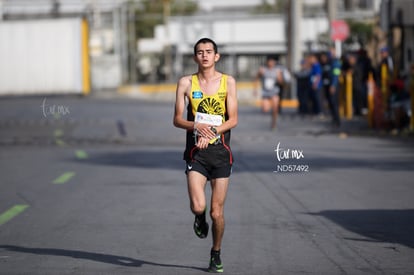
xmin=195 ymin=112 xmax=222 ymax=126
xmin=264 ymin=78 xmax=275 ymax=90
xmin=194 ymin=112 xmax=222 ymax=144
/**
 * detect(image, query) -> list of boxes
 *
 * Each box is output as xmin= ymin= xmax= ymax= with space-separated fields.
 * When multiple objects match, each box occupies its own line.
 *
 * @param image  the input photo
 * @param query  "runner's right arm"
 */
xmin=173 ymin=75 xmax=194 ymax=131
xmin=253 ymin=67 xmax=264 ymax=96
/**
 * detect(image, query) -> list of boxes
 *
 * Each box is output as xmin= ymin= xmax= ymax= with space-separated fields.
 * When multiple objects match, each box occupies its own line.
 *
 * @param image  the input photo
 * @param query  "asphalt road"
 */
xmin=0 ymin=96 xmax=414 ymax=275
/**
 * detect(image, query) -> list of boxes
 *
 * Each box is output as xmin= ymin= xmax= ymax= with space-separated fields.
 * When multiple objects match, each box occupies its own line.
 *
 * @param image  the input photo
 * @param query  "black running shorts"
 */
xmin=185 ymin=144 xmax=232 ymax=180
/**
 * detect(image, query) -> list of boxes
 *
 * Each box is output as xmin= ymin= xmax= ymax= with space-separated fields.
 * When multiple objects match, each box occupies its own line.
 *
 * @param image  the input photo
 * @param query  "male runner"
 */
xmin=254 ymin=56 xmax=284 ymax=129
xmin=173 ymin=38 xmax=238 ymax=273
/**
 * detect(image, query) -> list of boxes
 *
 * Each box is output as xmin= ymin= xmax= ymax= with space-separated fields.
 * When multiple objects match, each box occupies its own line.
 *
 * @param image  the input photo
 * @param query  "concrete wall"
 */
xmin=139 ymin=15 xmax=329 ymax=55
xmin=0 ymin=18 xmax=90 ymax=95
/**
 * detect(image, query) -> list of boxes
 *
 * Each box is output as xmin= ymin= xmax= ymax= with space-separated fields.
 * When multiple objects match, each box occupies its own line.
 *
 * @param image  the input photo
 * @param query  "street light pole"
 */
xmin=163 ymin=0 xmax=172 ymax=82
xmin=289 ymin=0 xmax=303 ymax=100
xmin=0 ymin=0 xmax=3 ymax=21
xmin=128 ymin=2 xmax=137 ymax=83
xmin=327 ymin=0 xmax=340 ymax=57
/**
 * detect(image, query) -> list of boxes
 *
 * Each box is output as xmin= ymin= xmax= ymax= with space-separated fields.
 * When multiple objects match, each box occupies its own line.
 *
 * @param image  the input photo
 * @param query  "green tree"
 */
xmin=317 ymin=20 xmax=375 ymax=49
xmin=253 ymin=0 xmax=288 ymax=14
xmin=344 ymin=20 xmax=374 ymax=47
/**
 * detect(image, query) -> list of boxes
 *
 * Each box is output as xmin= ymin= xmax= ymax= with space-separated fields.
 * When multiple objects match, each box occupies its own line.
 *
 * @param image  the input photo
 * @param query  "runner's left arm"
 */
xmin=218 ymin=75 xmax=238 ymax=134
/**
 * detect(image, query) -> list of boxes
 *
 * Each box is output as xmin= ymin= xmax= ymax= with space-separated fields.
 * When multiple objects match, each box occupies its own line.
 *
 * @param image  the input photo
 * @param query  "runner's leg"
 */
xmin=187 ymin=171 xmax=208 ymax=215
xmin=262 ymin=98 xmax=271 ymax=113
xmin=271 ymin=95 xmax=280 ymax=129
xmin=188 ymin=170 xmax=210 ymax=238
xmin=210 ymin=177 xmax=229 ymax=251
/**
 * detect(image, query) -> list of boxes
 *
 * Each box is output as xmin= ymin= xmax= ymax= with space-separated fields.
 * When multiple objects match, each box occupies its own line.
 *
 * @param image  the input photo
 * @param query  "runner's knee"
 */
xmin=210 ymin=207 xmax=224 ymax=221
xmin=191 ymin=201 xmax=206 ymax=215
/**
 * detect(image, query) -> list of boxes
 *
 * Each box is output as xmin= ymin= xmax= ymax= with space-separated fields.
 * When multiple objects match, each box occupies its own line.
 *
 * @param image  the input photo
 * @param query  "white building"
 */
xmin=138 ymin=0 xmax=381 ymax=81
xmin=138 ymin=13 xmax=329 ymax=81
xmin=380 ymin=0 xmax=414 ymax=73
xmin=0 ymin=0 xmax=383 ymax=92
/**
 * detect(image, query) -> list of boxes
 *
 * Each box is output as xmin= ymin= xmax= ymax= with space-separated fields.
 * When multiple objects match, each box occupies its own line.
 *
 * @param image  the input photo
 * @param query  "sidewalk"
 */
xmin=106 ymin=82 xmax=298 ymax=108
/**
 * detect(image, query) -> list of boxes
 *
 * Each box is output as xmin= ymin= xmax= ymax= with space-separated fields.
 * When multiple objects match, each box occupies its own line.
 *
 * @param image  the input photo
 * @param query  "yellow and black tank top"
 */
xmin=184 ymin=73 xmax=232 ymax=161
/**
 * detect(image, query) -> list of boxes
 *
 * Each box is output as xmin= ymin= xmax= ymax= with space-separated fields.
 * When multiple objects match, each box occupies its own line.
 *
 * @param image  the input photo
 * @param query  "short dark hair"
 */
xmin=266 ymin=55 xmax=277 ymax=62
xmin=193 ymin=38 xmax=218 ymax=55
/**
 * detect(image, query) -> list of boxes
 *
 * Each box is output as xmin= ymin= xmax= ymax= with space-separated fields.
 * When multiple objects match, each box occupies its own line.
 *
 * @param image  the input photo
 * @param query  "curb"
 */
xmin=116 ymin=83 xmax=299 ymax=108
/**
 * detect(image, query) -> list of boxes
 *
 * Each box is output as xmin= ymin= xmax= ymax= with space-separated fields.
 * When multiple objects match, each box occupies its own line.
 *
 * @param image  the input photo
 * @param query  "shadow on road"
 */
xmin=71 ymin=148 xmax=414 ymax=173
xmin=233 ymin=151 xmax=414 ymax=172
xmin=0 ymin=245 xmax=207 ymax=272
xmin=72 ymin=149 xmax=184 ymax=170
xmin=309 ymin=209 xmax=414 ymax=249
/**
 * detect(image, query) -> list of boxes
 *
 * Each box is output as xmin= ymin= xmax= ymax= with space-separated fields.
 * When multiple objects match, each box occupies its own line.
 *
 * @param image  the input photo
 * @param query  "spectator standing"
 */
xmin=348 ymin=53 xmax=364 ymax=116
xmin=320 ymin=52 xmax=331 ymax=114
xmin=308 ymin=54 xmax=322 ymax=115
xmin=377 ymin=46 xmax=395 ymax=117
xmin=321 ymin=48 xmax=341 ymax=126
xmin=295 ymin=59 xmax=311 ymax=116
xmin=378 ymin=46 xmax=394 ymax=81
xmin=357 ymin=49 xmax=374 ymax=113
xmin=330 ymin=47 xmax=342 ymax=126
xmin=389 ymin=77 xmax=410 ymax=132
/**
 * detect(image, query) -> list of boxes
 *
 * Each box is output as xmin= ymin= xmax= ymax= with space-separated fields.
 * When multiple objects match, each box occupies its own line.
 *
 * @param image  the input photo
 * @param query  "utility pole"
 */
xmin=120 ymin=2 xmax=129 ymax=84
xmin=163 ymin=0 xmax=172 ymax=82
xmin=92 ymin=0 xmax=101 ymax=28
xmin=327 ymin=0 xmax=337 ymax=33
xmin=289 ymin=0 xmax=303 ymax=99
xmin=51 ymin=0 xmax=60 ymax=18
xmin=0 ymin=0 xmax=3 ymax=21
xmin=128 ymin=2 xmax=137 ymax=83
xmin=326 ymin=0 xmax=340 ymax=56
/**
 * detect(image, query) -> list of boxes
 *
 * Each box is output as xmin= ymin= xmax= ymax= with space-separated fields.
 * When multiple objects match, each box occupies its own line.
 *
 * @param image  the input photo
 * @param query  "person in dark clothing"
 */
xmin=295 ymin=58 xmax=311 ymax=116
xmin=377 ymin=46 xmax=394 ymax=83
xmin=321 ymin=48 xmax=341 ymax=126
xmin=376 ymin=46 xmax=395 ymax=116
xmin=390 ymin=77 xmax=410 ymax=131
xmin=348 ymin=54 xmax=364 ymax=116
xmin=356 ymin=49 xmax=374 ymax=112
xmin=320 ymin=52 xmax=331 ymax=114
xmin=308 ymin=54 xmax=322 ymax=115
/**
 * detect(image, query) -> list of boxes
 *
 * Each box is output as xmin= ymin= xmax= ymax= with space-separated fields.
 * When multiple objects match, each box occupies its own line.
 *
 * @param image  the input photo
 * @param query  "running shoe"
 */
xmin=208 ymin=249 xmax=223 ymax=273
xmin=193 ymin=212 xmax=209 ymax=239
